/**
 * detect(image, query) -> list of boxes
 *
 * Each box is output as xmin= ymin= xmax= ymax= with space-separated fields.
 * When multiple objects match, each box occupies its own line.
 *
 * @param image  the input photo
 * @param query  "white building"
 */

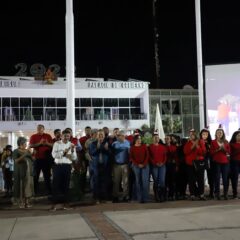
xmin=0 ymin=77 xmax=150 ymax=147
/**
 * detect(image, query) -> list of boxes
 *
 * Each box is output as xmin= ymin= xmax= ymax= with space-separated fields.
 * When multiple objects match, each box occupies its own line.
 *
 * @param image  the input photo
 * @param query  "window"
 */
xmin=119 ymin=98 xmax=130 ymax=107
xmin=57 ymin=109 xmax=66 ymax=120
xmin=161 ymin=100 xmax=170 ymax=115
xmin=104 ymin=98 xmax=118 ymax=107
xmin=57 ymin=98 xmax=66 ymax=107
xmin=80 ymin=98 xmax=91 ymax=107
xmin=44 ymin=98 xmax=56 ymax=108
xmin=11 ymin=98 xmax=19 ymax=107
xmin=32 ymin=98 xmax=43 ymax=108
xmin=20 ymin=98 xmax=31 ymax=108
xmin=171 ymin=100 xmax=180 ymax=115
xmin=130 ymin=108 xmax=141 ymax=119
xmin=92 ymin=98 xmax=103 ymax=107
xmin=75 ymin=108 xmax=80 ymax=120
xmin=130 ymin=98 xmax=140 ymax=107
xmin=119 ymin=108 xmax=129 ymax=120
xmin=2 ymin=98 xmax=10 ymax=107
xmin=32 ymin=108 xmax=43 ymax=120
xmin=75 ymin=98 xmax=80 ymax=107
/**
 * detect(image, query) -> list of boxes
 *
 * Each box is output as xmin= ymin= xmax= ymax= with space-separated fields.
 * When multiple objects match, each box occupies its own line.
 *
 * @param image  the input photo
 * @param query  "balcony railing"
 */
xmin=0 ymin=113 xmax=147 ymax=121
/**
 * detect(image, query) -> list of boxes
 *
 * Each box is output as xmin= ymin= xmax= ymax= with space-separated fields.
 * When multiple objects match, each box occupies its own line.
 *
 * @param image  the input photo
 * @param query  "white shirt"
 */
xmin=52 ymin=140 xmax=77 ymax=164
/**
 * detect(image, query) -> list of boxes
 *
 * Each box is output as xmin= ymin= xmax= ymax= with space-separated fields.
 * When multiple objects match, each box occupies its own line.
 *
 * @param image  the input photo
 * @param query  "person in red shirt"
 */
xmin=229 ymin=130 xmax=240 ymax=199
xmin=210 ymin=126 xmax=230 ymax=200
xmin=165 ymin=134 xmax=178 ymax=201
xmin=29 ymin=124 xmax=53 ymax=195
xmin=184 ymin=129 xmax=206 ymax=200
xmin=130 ymin=135 xmax=149 ymax=203
xmin=149 ymin=131 xmax=167 ymax=202
xmin=79 ymin=126 xmax=91 ymax=193
xmin=199 ymin=127 xmax=214 ymax=199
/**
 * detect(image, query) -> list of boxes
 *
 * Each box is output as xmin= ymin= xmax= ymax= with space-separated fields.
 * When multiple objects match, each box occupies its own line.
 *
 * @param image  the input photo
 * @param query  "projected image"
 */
xmin=205 ymin=64 xmax=240 ymax=140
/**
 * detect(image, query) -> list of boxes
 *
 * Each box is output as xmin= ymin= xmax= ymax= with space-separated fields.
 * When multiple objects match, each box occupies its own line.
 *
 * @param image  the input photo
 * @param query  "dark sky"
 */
xmin=0 ymin=0 xmax=240 ymax=89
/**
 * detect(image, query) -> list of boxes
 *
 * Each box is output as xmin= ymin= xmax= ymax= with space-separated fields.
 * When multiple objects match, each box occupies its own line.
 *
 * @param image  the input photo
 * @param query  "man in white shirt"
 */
xmin=50 ymin=129 xmax=77 ymax=211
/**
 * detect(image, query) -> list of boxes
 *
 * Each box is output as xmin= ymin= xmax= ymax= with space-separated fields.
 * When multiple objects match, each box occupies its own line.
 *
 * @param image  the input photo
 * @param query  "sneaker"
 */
xmin=190 ymin=195 xmax=196 ymax=201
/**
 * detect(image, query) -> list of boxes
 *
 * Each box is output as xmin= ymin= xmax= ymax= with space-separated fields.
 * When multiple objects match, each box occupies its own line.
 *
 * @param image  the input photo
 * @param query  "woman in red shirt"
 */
xmin=199 ymin=128 xmax=214 ymax=199
xmin=184 ymin=130 xmax=206 ymax=200
xmin=229 ymin=130 xmax=240 ymax=199
xmin=165 ymin=134 xmax=178 ymax=201
xmin=130 ymin=135 xmax=149 ymax=203
xmin=149 ymin=132 xmax=167 ymax=202
xmin=210 ymin=127 xmax=230 ymax=200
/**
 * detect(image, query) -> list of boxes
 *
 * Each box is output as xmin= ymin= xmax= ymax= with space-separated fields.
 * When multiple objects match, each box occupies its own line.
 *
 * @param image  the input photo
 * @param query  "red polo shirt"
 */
xmin=29 ymin=133 xmax=53 ymax=160
xmin=130 ymin=144 xmax=149 ymax=166
xmin=230 ymin=143 xmax=240 ymax=161
xmin=184 ymin=140 xmax=206 ymax=166
xmin=210 ymin=140 xmax=230 ymax=164
xmin=149 ymin=143 xmax=167 ymax=166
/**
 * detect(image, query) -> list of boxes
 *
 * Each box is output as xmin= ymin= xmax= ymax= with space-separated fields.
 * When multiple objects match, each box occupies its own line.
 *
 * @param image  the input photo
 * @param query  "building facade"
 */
xmin=0 ymin=77 xmax=150 ymax=147
xmin=149 ymin=88 xmax=200 ymax=137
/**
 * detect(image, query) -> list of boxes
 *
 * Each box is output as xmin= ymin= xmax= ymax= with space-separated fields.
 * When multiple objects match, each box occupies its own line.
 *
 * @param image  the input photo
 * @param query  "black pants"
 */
xmin=52 ymin=164 xmax=72 ymax=204
xmin=4 ymin=169 xmax=13 ymax=192
xmin=214 ymin=162 xmax=229 ymax=196
xmin=176 ymin=163 xmax=188 ymax=197
xmin=206 ymin=161 xmax=215 ymax=196
xmin=229 ymin=160 xmax=240 ymax=196
xmin=33 ymin=159 xmax=52 ymax=195
xmin=187 ymin=165 xmax=205 ymax=196
xmin=166 ymin=162 xmax=176 ymax=198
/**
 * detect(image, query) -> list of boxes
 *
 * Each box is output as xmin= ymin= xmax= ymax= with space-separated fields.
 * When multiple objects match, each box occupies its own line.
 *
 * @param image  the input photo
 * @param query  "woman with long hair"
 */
xmin=229 ymin=130 xmax=240 ymax=199
xmin=165 ymin=134 xmax=178 ymax=201
xmin=210 ymin=127 xmax=230 ymax=200
xmin=184 ymin=130 xmax=206 ymax=200
xmin=130 ymin=135 xmax=149 ymax=203
xmin=199 ymin=128 xmax=214 ymax=199
xmin=149 ymin=132 xmax=167 ymax=202
xmin=2 ymin=147 xmax=14 ymax=197
xmin=13 ymin=137 xmax=34 ymax=208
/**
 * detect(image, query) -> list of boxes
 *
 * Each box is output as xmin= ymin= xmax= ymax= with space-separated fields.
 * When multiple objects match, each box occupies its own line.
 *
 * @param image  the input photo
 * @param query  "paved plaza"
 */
xmin=1 ymin=199 xmax=240 ymax=240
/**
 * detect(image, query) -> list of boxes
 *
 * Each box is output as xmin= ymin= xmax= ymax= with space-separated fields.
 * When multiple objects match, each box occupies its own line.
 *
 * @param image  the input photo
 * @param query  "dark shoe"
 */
xmin=224 ymin=195 xmax=229 ymax=200
xmin=122 ymin=197 xmax=129 ymax=203
xmin=112 ymin=197 xmax=119 ymax=203
xmin=215 ymin=194 xmax=221 ymax=200
xmin=199 ymin=195 xmax=206 ymax=201
xmin=208 ymin=194 xmax=214 ymax=200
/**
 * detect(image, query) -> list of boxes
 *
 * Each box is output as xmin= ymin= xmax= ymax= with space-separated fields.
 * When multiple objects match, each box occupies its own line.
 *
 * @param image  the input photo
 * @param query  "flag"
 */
xmin=154 ymin=103 xmax=165 ymax=142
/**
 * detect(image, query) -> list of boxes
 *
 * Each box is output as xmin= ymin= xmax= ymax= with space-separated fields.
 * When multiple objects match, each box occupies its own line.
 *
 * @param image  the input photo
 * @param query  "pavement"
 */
xmin=1 ymin=195 xmax=240 ymax=240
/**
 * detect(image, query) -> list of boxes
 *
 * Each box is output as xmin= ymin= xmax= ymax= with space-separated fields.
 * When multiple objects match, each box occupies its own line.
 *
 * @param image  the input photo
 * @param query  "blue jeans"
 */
xmin=132 ymin=165 xmax=149 ymax=202
xmin=152 ymin=165 xmax=166 ymax=189
xmin=214 ymin=162 xmax=229 ymax=196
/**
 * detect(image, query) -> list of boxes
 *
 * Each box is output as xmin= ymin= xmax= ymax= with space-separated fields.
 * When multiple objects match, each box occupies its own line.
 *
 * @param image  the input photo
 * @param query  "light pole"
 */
xmin=195 ymin=0 xmax=205 ymax=130
xmin=152 ymin=0 xmax=160 ymax=88
xmin=66 ymin=0 xmax=76 ymax=135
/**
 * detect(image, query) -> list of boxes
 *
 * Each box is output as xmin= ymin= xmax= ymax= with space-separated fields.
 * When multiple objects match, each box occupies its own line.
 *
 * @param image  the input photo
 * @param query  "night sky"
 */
xmin=0 ymin=0 xmax=240 ymax=89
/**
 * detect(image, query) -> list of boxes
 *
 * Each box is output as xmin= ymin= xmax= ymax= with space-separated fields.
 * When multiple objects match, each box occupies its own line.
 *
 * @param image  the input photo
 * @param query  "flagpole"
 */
xmin=195 ymin=0 xmax=205 ymax=130
xmin=66 ymin=0 xmax=76 ymax=135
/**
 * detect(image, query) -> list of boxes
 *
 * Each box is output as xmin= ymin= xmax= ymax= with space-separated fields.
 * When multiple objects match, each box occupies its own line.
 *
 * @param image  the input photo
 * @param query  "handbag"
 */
xmin=192 ymin=159 xmax=205 ymax=171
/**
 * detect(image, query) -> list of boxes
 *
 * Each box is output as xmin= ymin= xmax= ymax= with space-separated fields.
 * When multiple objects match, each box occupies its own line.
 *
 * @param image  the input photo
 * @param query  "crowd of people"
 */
xmin=1 ymin=124 xmax=240 ymax=210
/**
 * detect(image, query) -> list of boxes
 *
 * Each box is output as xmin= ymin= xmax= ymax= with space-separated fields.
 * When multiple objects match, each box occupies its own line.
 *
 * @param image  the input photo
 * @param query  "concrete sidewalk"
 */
xmin=1 ymin=202 xmax=240 ymax=240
